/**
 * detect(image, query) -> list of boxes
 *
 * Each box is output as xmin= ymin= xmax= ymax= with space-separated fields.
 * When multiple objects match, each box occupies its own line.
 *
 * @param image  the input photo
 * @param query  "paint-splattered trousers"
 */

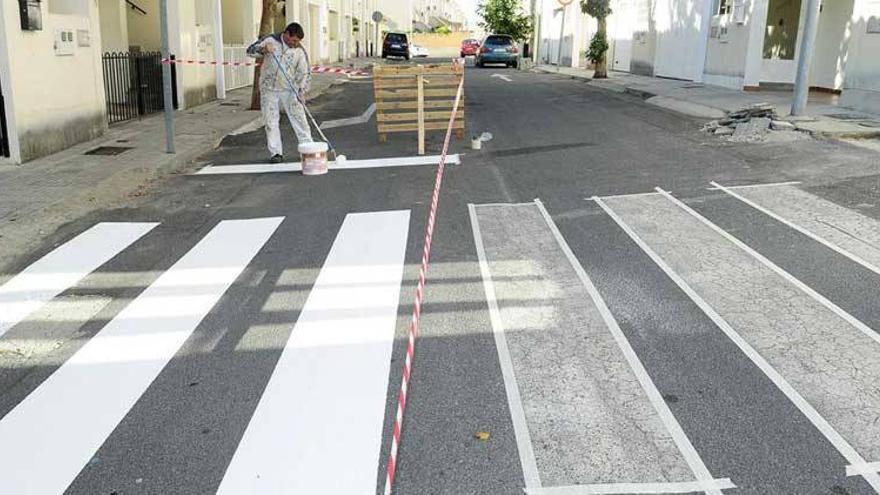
xmin=261 ymin=89 xmax=312 ymax=157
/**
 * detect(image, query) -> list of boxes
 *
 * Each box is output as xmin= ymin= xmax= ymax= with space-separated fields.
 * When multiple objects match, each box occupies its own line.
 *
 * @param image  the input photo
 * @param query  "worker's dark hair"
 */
xmin=285 ymin=22 xmax=305 ymax=39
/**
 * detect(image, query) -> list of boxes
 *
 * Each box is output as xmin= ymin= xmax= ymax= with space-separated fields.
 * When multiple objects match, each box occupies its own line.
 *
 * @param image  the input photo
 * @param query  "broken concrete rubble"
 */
xmin=702 ymin=102 xmax=804 ymax=142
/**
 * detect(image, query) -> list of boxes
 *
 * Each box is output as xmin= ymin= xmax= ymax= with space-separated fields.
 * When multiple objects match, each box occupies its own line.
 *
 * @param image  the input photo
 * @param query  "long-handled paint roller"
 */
xmin=268 ymin=50 xmax=347 ymax=164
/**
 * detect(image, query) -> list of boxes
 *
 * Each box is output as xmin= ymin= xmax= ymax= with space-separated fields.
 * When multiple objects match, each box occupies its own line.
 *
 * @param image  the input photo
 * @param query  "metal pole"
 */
xmin=160 ymin=0 xmax=175 ymax=153
xmin=791 ymin=0 xmax=821 ymax=116
xmin=213 ymin=0 xmax=226 ymax=100
xmin=556 ymin=6 xmax=566 ymax=71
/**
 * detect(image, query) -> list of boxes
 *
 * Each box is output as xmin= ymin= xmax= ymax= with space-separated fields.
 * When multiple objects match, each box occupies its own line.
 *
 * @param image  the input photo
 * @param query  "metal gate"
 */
xmin=0 ymin=74 xmax=9 ymax=158
xmin=102 ymin=51 xmax=176 ymax=125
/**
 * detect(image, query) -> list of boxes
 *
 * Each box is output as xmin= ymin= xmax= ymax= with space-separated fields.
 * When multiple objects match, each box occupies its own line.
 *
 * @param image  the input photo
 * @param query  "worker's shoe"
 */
xmin=269 ymin=154 xmax=284 ymax=164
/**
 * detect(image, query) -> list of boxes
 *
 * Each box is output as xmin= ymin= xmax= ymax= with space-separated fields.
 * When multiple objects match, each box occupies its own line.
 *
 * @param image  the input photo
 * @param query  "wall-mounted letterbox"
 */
xmin=19 ymin=0 xmax=42 ymax=31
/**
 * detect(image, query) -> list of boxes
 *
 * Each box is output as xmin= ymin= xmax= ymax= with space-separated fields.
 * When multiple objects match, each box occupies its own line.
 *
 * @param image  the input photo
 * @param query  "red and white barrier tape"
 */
xmin=383 ymin=74 xmax=466 ymax=495
xmin=159 ymin=58 xmax=370 ymax=75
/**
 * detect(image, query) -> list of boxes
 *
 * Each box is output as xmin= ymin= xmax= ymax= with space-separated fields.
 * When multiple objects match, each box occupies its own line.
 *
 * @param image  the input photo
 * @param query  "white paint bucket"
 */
xmin=299 ymin=141 xmax=329 ymax=175
xmin=471 ymin=137 xmax=482 ymax=150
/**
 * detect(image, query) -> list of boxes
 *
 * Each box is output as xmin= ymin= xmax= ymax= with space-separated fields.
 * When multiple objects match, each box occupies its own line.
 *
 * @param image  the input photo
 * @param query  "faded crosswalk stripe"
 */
xmin=470 ymin=201 xmax=731 ymax=494
xmin=218 ymin=211 xmax=410 ymax=494
xmin=0 ymin=222 xmax=157 ymax=338
xmin=599 ymin=192 xmax=880 ymax=491
xmin=0 ymin=218 xmax=282 ymax=495
xmin=713 ymin=181 xmax=880 ymax=276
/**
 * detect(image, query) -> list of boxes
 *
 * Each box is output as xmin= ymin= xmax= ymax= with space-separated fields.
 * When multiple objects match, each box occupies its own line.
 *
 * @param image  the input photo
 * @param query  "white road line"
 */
xmin=218 ymin=210 xmax=410 ymax=494
xmin=712 ymin=181 xmax=880 ymax=276
xmin=194 ymin=154 xmax=460 ymax=175
xmin=705 ymin=180 xmax=802 ymax=191
xmin=526 ymin=479 xmax=736 ymax=494
xmin=471 ymin=202 xmax=537 ymax=208
xmin=534 ymin=199 xmax=725 ymax=495
xmin=492 ymin=73 xmax=513 ymax=82
xmin=848 ymin=462 xmax=880 ymax=477
xmin=468 ymin=204 xmax=543 ymax=490
xmin=320 ymin=103 xmax=376 ymax=129
xmin=604 ymin=192 xmax=880 ymax=492
xmin=0 ymin=222 xmax=158 ymax=338
xmin=0 ymin=218 xmax=282 ymax=495
xmin=657 ymin=187 xmax=880 ymax=348
xmin=587 ymin=191 xmax=664 ymax=200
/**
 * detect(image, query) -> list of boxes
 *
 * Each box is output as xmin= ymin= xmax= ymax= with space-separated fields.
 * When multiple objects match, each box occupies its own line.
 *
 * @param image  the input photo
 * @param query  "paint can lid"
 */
xmin=298 ymin=142 xmax=329 ymax=154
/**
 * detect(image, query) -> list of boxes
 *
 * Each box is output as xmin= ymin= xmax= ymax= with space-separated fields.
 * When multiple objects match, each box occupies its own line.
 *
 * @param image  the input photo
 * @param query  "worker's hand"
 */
xmin=262 ymin=43 xmax=276 ymax=55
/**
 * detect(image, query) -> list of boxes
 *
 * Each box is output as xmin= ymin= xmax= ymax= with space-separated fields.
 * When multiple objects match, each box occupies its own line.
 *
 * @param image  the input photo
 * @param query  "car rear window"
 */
xmin=385 ymin=33 xmax=407 ymax=43
xmin=485 ymin=36 xmax=513 ymax=46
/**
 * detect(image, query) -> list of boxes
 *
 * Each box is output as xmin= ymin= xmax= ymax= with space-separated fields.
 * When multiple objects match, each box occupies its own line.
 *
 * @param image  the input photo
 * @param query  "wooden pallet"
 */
xmin=373 ymin=62 xmax=465 ymax=155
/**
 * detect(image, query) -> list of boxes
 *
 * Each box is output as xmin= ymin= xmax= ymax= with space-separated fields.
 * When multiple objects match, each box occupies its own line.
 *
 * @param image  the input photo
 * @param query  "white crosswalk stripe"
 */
xmin=5 ymin=180 xmax=880 ymax=494
xmin=597 ymin=188 xmax=880 ymax=490
xmin=0 ymin=218 xmax=282 ymax=495
xmin=0 ymin=222 xmax=157 ymax=338
xmin=470 ymin=201 xmax=731 ymax=493
xmin=218 ymin=210 xmax=410 ymax=494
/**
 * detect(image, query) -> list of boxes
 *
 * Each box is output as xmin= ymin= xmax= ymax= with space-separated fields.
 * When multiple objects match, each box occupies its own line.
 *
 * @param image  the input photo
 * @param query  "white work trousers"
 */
xmin=262 ymin=89 xmax=312 ymax=157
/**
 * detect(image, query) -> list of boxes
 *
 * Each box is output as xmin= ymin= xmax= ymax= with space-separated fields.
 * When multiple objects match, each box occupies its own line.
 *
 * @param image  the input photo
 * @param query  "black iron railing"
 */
xmin=0 ymin=88 xmax=9 ymax=158
xmin=102 ymin=51 xmax=175 ymax=125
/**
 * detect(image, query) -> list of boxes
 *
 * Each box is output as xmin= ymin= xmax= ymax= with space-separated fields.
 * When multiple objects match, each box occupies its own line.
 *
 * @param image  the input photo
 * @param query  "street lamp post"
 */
xmin=556 ymin=0 xmax=573 ymax=72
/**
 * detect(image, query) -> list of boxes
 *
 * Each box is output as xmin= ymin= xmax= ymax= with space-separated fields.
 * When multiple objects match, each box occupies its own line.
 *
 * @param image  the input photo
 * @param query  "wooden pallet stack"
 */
xmin=373 ymin=62 xmax=465 ymax=155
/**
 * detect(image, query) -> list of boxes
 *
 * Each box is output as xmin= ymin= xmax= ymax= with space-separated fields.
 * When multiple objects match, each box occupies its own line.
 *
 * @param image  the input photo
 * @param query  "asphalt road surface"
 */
xmin=3 ymin=58 xmax=880 ymax=495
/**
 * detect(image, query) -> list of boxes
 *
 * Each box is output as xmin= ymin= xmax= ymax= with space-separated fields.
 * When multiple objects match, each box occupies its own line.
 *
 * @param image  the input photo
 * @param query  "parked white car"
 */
xmin=410 ymin=44 xmax=429 ymax=58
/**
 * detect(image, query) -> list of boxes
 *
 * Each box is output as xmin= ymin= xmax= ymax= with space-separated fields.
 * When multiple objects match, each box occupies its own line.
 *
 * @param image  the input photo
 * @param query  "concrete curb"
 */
xmin=645 ymin=95 xmax=728 ymax=119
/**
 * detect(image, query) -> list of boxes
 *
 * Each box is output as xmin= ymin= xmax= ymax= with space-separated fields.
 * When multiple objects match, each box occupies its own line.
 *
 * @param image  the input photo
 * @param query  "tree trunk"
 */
xmin=250 ymin=0 xmax=277 ymax=110
xmin=594 ymin=16 xmax=608 ymax=79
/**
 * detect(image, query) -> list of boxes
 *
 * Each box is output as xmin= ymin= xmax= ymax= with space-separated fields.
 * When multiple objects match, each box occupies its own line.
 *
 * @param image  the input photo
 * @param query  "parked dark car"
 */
xmin=476 ymin=35 xmax=518 ymax=68
xmin=460 ymin=38 xmax=480 ymax=57
xmin=382 ymin=32 xmax=410 ymax=60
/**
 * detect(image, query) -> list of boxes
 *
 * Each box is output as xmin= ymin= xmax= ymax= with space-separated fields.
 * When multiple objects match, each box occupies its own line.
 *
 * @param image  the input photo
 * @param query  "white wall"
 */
xmin=0 ymin=0 xmax=106 ymax=163
xmin=703 ymin=0 xmax=754 ymax=87
xmin=127 ymin=0 xmax=161 ymax=51
xmin=654 ymin=0 xmax=711 ymax=81
xmin=99 ymin=0 xmax=130 ymax=52
xmin=840 ymin=0 xmax=880 ymax=113
xmin=807 ymin=0 xmax=853 ymax=90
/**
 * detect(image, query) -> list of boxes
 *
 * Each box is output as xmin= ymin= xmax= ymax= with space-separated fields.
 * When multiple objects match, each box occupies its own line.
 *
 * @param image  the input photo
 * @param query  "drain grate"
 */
xmin=219 ymin=102 xmax=239 ymax=107
xmin=84 ymin=146 xmax=133 ymax=156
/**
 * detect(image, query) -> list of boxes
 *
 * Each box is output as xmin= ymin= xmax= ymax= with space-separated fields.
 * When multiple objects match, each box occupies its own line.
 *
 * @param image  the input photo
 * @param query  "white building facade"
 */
xmin=538 ymin=0 xmax=880 ymax=114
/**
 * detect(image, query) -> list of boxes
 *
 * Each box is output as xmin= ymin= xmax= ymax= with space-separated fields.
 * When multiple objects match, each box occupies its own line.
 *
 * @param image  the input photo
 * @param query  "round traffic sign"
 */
xmin=372 ymin=11 xmax=383 ymax=23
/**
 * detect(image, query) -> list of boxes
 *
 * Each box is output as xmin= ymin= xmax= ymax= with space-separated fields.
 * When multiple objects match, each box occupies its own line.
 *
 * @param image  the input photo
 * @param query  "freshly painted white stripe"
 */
xmin=526 ymin=478 xmax=736 ymax=494
xmin=195 ymin=154 xmax=460 ymax=175
xmin=713 ymin=181 xmax=880 ymax=277
xmin=533 ymin=199 xmax=725 ymax=495
xmin=0 ymin=218 xmax=282 ymax=495
xmin=492 ymin=73 xmax=513 ymax=82
xmin=468 ymin=204 xmax=543 ymax=489
xmin=595 ymin=196 xmax=880 ymax=492
xmin=657 ymin=187 xmax=880 ymax=348
xmin=848 ymin=462 xmax=880 ymax=477
xmin=705 ymin=180 xmax=801 ymax=191
xmin=0 ymin=222 xmax=158 ymax=338
xmin=218 ymin=210 xmax=410 ymax=494
xmin=320 ymin=103 xmax=376 ymax=129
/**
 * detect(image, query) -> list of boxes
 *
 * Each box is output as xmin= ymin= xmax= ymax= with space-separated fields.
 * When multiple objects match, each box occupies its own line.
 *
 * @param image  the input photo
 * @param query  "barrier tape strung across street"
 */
xmin=383 ymin=71 xmax=466 ymax=495
xmin=159 ymin=58 xmax=370 ymax=76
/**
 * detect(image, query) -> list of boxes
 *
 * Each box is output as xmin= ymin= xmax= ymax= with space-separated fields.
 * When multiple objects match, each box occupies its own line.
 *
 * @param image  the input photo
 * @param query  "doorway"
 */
xmin=761 ymin=0 xmax=802 ymax=83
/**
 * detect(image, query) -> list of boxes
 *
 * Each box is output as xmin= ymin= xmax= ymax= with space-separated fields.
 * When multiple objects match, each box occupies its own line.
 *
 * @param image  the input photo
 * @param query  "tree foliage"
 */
xmin=477 ymin=0 xmax=533 ymax=42
xmin=580 ymin=0 xmax=612 ymax=19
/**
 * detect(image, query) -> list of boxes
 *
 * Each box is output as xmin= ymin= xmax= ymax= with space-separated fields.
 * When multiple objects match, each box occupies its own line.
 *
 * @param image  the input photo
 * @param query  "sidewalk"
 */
xmin=535 ymin=65 xmax=880 ymax=139
xmin=0 ymin=60 xmax=375 ymax=270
